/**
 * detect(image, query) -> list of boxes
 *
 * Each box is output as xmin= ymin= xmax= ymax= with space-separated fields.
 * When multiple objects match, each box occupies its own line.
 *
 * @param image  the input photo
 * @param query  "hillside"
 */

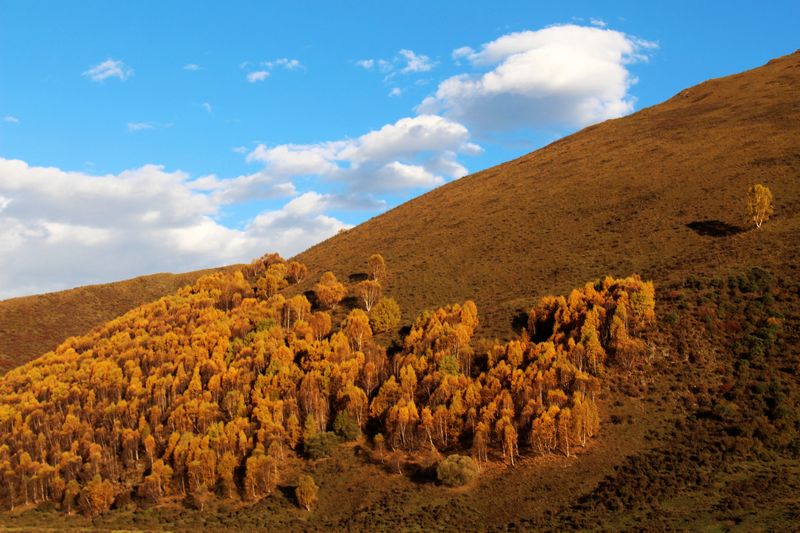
xmin=0 ymin=267 xmax=237 ymax=373
xmin=296 ymin=51 xmax=800 ymax=339
xmin=0 ymin=52 xmax=797 ymax=531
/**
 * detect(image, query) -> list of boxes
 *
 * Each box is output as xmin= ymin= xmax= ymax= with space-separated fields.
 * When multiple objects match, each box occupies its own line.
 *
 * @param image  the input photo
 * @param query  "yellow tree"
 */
xmin=295 ymin=474 xmax=318 ymax=511
xmin=746 ymin=183 xmax=774 ymax=229
xmin=313 ymin=272 xmax=347 ymax=310
xmin=356 ymin=280 xmax=382 ymax=312
xmin=369 ymin=298 xmax=401 ymax=333
xmin=286 ymin=261 xmax=308 ymax=284
xmin=367 ymin=254 xmax=387 ymax=282
xmin=343 ymin=309 xmax=373 ymax=352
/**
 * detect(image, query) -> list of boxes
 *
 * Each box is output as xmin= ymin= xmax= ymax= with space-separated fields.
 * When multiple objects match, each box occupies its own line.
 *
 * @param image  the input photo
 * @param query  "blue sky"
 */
xmin=0 ymin=1 xmax=798 ymax=297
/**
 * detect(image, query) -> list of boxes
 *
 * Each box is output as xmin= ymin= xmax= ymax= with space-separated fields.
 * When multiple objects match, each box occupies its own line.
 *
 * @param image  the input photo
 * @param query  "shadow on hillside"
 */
xmin=277 ymin=484 xmax=298 ymax=506
xmin=349 ymin=272 xmax=369 ymax=283
xmin=686 ymin=220 xmax=745 ymax=237
xmin=340 ymin=295 xmax=360 ymax=311
xmin=303 ymin=290 xmax=319 ymax=308
xmin=511 ymin=310 xmax=529 ymax=336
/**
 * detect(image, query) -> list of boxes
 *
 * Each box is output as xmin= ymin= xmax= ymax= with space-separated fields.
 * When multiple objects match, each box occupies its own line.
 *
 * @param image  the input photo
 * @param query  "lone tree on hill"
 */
xmin=747 ymin=183 xmax=774 ymax=229
xmin=295 ymin=474 xmax=318 ymax=511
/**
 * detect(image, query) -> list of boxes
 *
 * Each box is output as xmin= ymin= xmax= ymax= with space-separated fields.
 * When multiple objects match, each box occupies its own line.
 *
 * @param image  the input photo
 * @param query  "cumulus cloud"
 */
xmin=246 ymin=114 xmax=479 ymax=193
xmin=388 ymin=87 xmax=403 ymax=97
xmin=246 ymin=70 xmax=270 ymax=83
xmin=420 ymin=24 xmax=655 ymax=132
xmin=83 ymin=58 xmax=133 ymax=82
xmin=0 ymin=158 xmax=340 ymax=298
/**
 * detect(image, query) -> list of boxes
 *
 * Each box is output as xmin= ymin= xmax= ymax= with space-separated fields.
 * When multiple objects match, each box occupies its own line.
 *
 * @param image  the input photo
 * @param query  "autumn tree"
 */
xmin=295 ymin=474 xmax=318 ymax=511
xmin=355 ymin=280 xmax=382 ymax=312
xmin=309 ymin=311 xmax=332 ymax=341
xmin=313 ymin=272 xmax=347 ymax=310
xmin=343 ymin=309 xmax=372 ymax=351
xmin=369 ymin=298 xmax=401 ymax=333
xmin=286 ymin=261 xmax=308 ymax=284
xmin=746 ymin=183 xmax=774 ymax=229
xmin=367 ymin=253 xmax=387 ymax=282
xmin=78 ymin=475 xmax=115 ymax=516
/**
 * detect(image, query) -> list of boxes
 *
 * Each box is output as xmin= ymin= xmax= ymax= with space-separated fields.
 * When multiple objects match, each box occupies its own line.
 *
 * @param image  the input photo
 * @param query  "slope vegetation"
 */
xmin=0 ymin=52 xmax=797 ymax=530
xmin=296 ymin=51 xmax=800 ymax=339
xmin=0 ymin=268 xmax=237 ymax=373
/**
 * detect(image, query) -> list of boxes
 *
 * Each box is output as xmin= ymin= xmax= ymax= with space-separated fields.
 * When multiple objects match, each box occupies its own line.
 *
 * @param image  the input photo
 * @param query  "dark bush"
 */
xmin=304 ymin=432 xmax=340 ymax=459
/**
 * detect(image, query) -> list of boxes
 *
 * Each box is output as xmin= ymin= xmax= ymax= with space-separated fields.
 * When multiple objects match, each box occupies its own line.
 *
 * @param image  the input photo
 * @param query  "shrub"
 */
xmin=369 ymin=297 xmax=401 ymax=333
xmin=436 ymin=454 xmax=479 ymax=487
xmin=304 ymin=432 xmax=340 ymax=459
xmin=333 ymin=411 xmax=361 ymax=441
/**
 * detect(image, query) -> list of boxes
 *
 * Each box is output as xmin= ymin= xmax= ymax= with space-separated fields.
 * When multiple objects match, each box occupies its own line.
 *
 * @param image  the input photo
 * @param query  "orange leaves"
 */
xmin=343 ymin=309 xmax=372 ymax=352
xmin=313 ymin=271 xmax=347 ymax=310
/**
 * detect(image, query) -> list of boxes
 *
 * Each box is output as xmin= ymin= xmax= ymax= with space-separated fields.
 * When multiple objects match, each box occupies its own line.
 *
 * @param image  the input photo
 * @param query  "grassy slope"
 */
xmin=0 ymin=267 xmax=238 ymax=372
xmin=296 ymin=51 xmax=800 ymax=340
xmin=0 ymin=53 xmax=798 ymax=531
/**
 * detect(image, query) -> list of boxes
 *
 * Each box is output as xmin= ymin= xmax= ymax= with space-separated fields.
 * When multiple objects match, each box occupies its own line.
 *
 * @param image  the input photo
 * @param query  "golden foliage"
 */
xmin=746 ymin=183 xmax=774 ymax=229
xmin=0 ymin=255 xmax=653 ymax=514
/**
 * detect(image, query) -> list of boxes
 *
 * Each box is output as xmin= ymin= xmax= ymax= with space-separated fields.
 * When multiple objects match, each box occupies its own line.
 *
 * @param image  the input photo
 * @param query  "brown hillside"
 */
xmin=296 ymin=51 xmax=800 ymax=339
xmin=0 ymin=267 xmax=237 ymax=371
xmin=0 ymin=53 xmax=798 ymax=531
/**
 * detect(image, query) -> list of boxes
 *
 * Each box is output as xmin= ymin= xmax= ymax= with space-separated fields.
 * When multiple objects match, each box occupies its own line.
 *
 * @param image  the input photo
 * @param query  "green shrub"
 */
xmin=304 ymin=432 xmax=340 ymax=459
xmin=436 ymin=454 xmax=479 ymax=487
xmin=333 ymin=411 xmax=361 ymax=441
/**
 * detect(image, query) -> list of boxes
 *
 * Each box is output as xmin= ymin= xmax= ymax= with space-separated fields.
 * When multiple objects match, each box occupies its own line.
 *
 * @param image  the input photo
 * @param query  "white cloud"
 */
xmin=127 ymin=122 xmax=154 ymax=132
xmin=420 ymin=24 xmax=655 ymax=132
xmin=243 ymin=58 xmax=303 ymax=82
xmin=590 ymin=18 xmax=608 ymax=28
xmin=188 ymin=171 xmax=296 ymax=204
xmin=398 ymin=49 xmax=436 ymax=73
xmin=357 ymin=49 xmax=436 ymax=77
xmin=247 ymin=70 xmax=270 ymax=83
xmin=183 ymin=63 xmax=201 ymax=71
xmin=83 ymin=58 xmax=133 ymax=82
xmin=263 ymin=58 xmax=302 ymax=70
xmin=202 ymin=102 xmax=213 ymax=113
xmin=3 ymin=116 xmax=19 ymax=124
xmin=389 ymin=87 xmax=403 ymax=97
xmin=246 ymin=114 xmax=478 ymax=193
xmin=0 ymin=158 xmax=337 ymax=298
